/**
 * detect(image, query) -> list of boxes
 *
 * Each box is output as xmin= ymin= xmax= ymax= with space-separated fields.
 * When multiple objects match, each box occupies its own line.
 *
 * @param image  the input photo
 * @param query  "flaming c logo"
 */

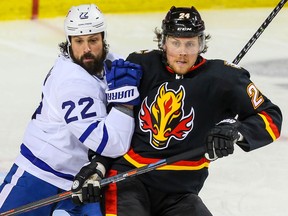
xmin=139 ymin=83 xmax=194 ymax=149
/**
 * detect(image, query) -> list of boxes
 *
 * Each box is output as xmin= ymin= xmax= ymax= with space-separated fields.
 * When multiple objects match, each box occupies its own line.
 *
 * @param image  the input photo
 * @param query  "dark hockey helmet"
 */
xmin=162 ymin=6 xmax=205 ymax=37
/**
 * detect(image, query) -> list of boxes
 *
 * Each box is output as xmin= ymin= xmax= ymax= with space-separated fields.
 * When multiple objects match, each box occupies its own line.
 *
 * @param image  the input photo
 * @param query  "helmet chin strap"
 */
xmin=67 ymin=41 xmax=72 ymax=60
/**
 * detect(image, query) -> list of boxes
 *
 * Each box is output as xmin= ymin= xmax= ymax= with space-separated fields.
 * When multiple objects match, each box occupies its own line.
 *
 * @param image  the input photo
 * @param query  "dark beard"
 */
xmin=71 ymin=51 xmax=106 ymax=77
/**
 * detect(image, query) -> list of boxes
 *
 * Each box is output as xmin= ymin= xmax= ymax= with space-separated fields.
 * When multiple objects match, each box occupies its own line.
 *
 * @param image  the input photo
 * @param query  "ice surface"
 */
xmin=0 ymin=8 xmax=287 ymax=216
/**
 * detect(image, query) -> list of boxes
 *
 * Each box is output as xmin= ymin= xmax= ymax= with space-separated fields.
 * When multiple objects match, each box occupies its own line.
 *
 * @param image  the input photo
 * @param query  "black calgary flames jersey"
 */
xmin=111 ymin=50 xmax=282 ymax=194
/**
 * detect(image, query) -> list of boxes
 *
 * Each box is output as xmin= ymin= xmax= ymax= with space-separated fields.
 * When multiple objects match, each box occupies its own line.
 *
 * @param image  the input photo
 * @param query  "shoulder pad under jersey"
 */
xmin=133 ymin=49 xmax=154 ymax=54
xmin=224 ymin=60 xmax=242 ymax=69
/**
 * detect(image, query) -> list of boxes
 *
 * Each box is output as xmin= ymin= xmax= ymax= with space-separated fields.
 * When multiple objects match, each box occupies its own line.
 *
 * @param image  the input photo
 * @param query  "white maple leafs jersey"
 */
xmin=14 ymin=53 xmax=134 ymax=190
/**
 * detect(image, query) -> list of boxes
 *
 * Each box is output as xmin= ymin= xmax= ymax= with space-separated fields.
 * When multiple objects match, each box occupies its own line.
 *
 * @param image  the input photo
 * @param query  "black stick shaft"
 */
xmin=232 ymin=0 xmax=287 ymax=64
xmin=0 ymin=191 xmax=72 ymax=216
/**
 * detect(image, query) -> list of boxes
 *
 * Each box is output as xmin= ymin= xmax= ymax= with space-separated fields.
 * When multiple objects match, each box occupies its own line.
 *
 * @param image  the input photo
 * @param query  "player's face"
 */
xmin=70 ymin=33 xmax=105 ymax=76
xmin=164 ymin=36 xmax=200 ymax=75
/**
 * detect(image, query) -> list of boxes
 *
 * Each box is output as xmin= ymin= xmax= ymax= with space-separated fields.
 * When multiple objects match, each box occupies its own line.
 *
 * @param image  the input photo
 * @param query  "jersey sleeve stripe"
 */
xmin=95 ymin=125 xmax=108 ymax=154
xmin=79 ymin=121 xmax=108 ymax=154
xmin=79 ymin=121 xmax=100 ymax=143
xmin=258 ymin=111 xmax=280 ymax=141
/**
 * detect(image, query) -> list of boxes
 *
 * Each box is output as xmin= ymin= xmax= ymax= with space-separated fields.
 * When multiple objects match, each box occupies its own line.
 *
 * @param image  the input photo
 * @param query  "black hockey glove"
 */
xmin=71 ymin=159 xmax=105 ymax=205
xmin=206 ymin=119 xmax=241 ymax=160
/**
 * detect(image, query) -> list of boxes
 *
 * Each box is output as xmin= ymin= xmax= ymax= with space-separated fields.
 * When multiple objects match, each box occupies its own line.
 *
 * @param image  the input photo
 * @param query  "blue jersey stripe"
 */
xmin=79 ymin=121 xmax=100 ymax=143
xmin=20 ymin=144 xmax=74 ymax=181
xmin=79 ymin=121 xmax=109 ymax=154
xmin=96 ymin=125 xmax=108 ymax=154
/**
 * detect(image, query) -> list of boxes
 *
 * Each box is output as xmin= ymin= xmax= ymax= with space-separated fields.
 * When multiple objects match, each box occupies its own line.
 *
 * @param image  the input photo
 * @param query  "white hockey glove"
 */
xmin=71 ymin=161 xmax=106 ymax=205
xmin=205 ymin=119 xmax=243 ymax=160
xmin=105 ymin=59 xmax=142 ymax=105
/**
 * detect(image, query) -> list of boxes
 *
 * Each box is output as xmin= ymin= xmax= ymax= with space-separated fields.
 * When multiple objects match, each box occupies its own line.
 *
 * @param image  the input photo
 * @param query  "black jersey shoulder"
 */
xmin=203 ymin=59 xmax=251 ymax=79
xmin=127 ymin=50 xmax=162 ymax=64
xmin=126 ymin=50 xmax=167 ymax=79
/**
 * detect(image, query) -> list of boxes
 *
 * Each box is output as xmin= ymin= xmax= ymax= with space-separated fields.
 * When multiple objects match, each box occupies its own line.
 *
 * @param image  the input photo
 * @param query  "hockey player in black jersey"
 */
xmin=73 ymin=6 xmax=282 ymax=216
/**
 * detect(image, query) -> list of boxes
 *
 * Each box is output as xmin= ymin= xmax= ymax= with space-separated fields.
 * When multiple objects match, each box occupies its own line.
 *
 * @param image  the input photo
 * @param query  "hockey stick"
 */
xmin=232 ymin=0 xmax=287 ymax=64
xmin=0 ymin=147 xmax=206 ymax=216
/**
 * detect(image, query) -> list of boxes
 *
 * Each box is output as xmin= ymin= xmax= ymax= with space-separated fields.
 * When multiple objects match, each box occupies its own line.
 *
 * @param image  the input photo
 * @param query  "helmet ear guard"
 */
xmin=64 ymin=4 xmax=107 ymax=44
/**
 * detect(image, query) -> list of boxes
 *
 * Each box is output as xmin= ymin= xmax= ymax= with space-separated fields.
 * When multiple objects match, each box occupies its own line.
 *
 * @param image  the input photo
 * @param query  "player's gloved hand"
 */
xmin=105 ymin=59 xmax=142 ymax=105
xmin=205 ymin=119 xmax=242 ymax=160
xmin=71 ymin=160 xmax=106 ymax=205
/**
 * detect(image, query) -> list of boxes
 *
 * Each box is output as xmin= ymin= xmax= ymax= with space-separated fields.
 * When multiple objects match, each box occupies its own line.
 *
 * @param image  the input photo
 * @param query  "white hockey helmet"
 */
xmin=64 ymin=4 xmax=107 ymax=44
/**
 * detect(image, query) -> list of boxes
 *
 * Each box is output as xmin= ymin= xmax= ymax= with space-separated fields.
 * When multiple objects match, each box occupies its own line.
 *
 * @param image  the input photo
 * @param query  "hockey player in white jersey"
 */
xmin=0 ymin=4 xmax=142 ymax=216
